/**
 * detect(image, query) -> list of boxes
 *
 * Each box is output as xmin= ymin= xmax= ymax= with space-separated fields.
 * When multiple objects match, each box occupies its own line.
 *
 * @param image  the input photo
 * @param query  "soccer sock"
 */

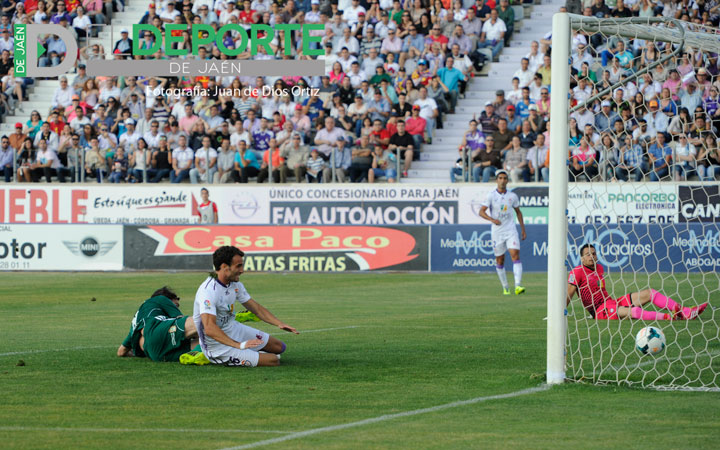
xmin=631 ymin=307 xmax=670 ymax=321
xmin=651 ymin=289 xmax=680 ymax=312
xmin=496 ymin=265 xmax=509 ymax=290
xmin=279 ymin=342 xmax=286 ymax=354
xmin=513 ymin=260 xmax=523 ymax=287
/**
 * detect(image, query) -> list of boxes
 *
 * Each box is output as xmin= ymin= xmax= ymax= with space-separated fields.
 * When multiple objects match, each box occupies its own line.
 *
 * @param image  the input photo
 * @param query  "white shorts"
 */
xmin=202 ymin=322 xmax=270 ymax=367
xmin=492 ymin=230 xmax=520 ymax=257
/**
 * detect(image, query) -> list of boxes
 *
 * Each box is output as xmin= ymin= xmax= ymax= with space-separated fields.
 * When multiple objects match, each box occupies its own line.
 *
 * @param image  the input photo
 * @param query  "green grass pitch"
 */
xmin=1 ymin=272 xmax=718 ymax=449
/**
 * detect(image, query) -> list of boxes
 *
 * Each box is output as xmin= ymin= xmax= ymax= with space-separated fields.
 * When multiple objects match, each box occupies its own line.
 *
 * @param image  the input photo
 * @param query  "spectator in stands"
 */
xmin=596 ymin=132 xmax=619 ymax=181
xmin=405 ymin=105 xmax=427 ymax=149
xmin=496 ymin=0 xmax=514 ymax=45
xmin=108 ymin=147 xmax=128 ymax=183
xmin=257 ymin=138 xmax=286 ymax=183
xmin=478 ymin=8 xmax=505 ymax=60
xmin=0 ymin=135 xmax=12 ymax=182
xmin=389 ymin=119 xmax=416 ymax=177
xmin=128 ymin=138 xmax=149 ymax=183
xmin=673 ymin=134 xmax=698 ymax=181
xmin=504 ymin=136 xmax=528 ymax=183
xmin=147 ymin=136 xmax=171 ymax=183
xmin=437 ymin=56 xmax=466 ymax=114
xmin=305 ymin=148 xmax=325 ymax=183
xmin=514 ymin=58 xmax=534 ymax=89
xmin=473 ymin=135 xmax=502 ymax=182
xmin=52 ymin=76 xmax=75 ymax=111
xmin=698 ymin=134 xmax=720 ymax=181
xmin=324 ymin=137 xmax=352 ymax=182
xmin=170 ymin=135 xmax=194 ymax=183
xmin=491 ymin=117 xmax=514 ymax=154
xmin=594 ymin=100 xmax=620 ymax=133
xmin=348 ymin=135 xmax=373 ymax=182
xmin=679 ymin=81 xmax=703 ymax=117
xmin=506 ymin=105 xmax=522 ymax=134
xmin=281 ymin=132 xmax=310 ymax=182
xmin=84 ymin=138 xmax=107 ymax=182
xmin=517 ymin=120 xmax=536 ymax=149
xmin=315 ymin=116 xmax=347 ymax=161
xmin=212 ymin=138 xmax=235 ymax=184
xmin=645 ymin=132 xmax=672 ymax=181
xmin=615 ymin=134 xmax=645 ymax=182
xmin=413 ymin=86 xmax=439 ymax=140
xmin=233 ymin=140 xmax=260 ymax=183
xmin=479 ymin=101 xmax=500 ymax=134
xmin=190 ymin=135 xmax=217 ymax=184
xmin=525 ymin=133 xmax=549 ymax=182
xmin=368 ymin=145 xmax=397 ymax=183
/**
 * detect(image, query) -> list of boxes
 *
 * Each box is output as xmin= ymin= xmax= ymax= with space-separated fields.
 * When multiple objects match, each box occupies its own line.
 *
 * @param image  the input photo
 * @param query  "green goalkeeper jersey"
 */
xmin=122 ymin=295 xmax=184 ymax=358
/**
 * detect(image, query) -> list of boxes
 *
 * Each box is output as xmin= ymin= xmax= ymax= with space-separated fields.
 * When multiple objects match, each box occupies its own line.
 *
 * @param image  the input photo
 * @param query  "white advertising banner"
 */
xmin=457 ymin=185 xmax=496 ymax=224
xmin=567 ymin=184 xmax=679 ymax=224
xmin=0 ymin=186 xmax=200 ymax=224
xmin=0 ymin=224 xmax=123 ymax=271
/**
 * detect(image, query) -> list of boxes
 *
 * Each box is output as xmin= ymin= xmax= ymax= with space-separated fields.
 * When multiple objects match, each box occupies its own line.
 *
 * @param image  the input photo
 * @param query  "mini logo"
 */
xmin=168 ymin=325 xmax=177 ymax=333
xmin=63 ymin=237 xmax=117 ymax=257
xmin=256 ymin=334 xmax=263 ymax=340
xmin=568 ymin=273 xmax=576 ymax=284
xmin=204 ymin=299 xmax=212 ymax=309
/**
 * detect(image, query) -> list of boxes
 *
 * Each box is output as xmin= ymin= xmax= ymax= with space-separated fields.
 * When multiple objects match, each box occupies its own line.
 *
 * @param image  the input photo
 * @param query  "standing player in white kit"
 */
xmin=478 ymin=170 xmax=527 ymax=295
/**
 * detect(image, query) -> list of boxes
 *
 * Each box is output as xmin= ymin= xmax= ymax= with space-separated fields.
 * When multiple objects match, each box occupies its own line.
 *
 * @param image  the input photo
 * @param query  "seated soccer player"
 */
xmin=567 ymin=244 xmax=709 ymax=320
xmin=185 ymin=246 xmax=298 ymax=367
xmin=117 ymin=287 xmax=201 ymax=362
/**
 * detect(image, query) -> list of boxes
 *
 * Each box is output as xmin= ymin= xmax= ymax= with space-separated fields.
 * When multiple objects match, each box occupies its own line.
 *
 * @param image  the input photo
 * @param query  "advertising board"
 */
xmin=124 ymin=225 xmax=429 ymax=272
xmin=0 ymin=224 xmax=123 ymax=271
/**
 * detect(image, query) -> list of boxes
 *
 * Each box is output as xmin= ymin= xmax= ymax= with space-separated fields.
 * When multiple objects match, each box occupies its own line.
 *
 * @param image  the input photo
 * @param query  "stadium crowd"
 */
xmin=0 ymin=0 xmax=719 ymax=184
xmin=451 ymin=0 xmax=720 ymax=183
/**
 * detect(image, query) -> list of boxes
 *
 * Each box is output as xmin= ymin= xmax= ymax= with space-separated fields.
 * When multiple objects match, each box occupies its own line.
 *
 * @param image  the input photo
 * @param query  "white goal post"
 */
xmin=547 ymin=13 xmax=720 ymax=389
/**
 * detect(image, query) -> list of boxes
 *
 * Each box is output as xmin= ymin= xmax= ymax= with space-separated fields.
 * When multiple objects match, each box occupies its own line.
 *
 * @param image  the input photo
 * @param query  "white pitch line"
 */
xmin=297 ymin=326 xmax=360 ymax=334
xmin=0 ymin=345 xmax=114 ymax=357
xmin=0 ymin=326 xmax=361 ymax=357
xmin=0 ymin=426 xmax=291 ymax=434
xmin=217 ymin=385 xmax=552 ymax=450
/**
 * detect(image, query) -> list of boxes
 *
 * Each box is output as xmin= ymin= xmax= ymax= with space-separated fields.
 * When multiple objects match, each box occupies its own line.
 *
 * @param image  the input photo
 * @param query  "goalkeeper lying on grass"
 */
xmin=117 ymin=286 xmax=260 ymax=363
xmin=567 ymin=244 xmax=709 ymax=320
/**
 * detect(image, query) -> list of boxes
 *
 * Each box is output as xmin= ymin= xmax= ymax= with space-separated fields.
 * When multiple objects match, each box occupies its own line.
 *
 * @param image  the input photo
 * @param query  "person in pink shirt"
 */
xmin=567 ymin=244 xmax=708 ymax=320
xmin=405 ymin=105 xmax=427 ymax=149
xmin=178 ymin=103 xmax=200 ymax=135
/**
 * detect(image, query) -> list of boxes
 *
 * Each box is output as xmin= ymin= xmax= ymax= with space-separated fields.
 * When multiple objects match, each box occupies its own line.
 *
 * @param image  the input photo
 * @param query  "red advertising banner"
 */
xmin=125 ymin=225 xmax=428 ymax=272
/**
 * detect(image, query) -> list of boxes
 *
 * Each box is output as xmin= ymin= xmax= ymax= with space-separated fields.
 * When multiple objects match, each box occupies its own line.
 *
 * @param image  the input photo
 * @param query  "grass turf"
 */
xmin=0 ymin=272 xmax=718 ymax=449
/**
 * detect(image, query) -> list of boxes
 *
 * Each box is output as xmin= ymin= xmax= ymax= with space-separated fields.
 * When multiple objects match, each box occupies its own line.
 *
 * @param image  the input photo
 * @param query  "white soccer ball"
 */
xmin=635 ymin=326 xmax=666 ymax=356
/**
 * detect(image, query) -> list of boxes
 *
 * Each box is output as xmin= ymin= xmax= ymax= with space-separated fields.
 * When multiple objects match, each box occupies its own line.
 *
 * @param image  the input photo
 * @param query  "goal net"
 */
xmin=547 ymin=14 xmax=720 ymax=391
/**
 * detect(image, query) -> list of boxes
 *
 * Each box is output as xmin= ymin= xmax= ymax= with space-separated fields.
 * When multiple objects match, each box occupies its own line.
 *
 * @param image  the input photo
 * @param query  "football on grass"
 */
xmin=636 ymin=326 xmax=666 ymax=356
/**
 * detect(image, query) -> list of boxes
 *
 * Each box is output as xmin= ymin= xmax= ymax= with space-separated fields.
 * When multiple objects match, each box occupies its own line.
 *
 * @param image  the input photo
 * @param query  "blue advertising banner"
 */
xmin=430 ymin=224 xmax=720 ymax=273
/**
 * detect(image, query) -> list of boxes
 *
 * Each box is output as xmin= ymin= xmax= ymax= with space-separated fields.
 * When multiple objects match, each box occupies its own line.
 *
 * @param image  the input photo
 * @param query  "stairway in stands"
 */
xmin=404 ymin=0 xmax=564 ymax=183
xmin=0 ymin=1 xmax=148 ymax=135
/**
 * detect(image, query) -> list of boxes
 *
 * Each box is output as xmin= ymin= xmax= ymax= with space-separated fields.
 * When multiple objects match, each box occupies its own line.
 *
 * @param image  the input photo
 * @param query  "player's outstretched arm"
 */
xmin=244 ymin=299 xmax=299 ymax=334
xmin=566 ymin=284 xmax=577 ymax=307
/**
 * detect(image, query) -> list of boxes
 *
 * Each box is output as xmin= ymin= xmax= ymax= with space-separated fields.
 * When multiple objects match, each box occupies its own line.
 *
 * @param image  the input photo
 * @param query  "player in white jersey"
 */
xmin=197 ymin=188 xmax=218 ymax=224
xmin=189 ymin=246 xmax=298 ymax=367
xmin=478 ymin=170 xmax=527 ymax=295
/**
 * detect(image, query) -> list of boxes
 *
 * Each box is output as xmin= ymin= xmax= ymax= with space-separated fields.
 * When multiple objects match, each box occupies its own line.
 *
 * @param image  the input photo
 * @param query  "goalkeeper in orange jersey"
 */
xmin=567 ymin=244 xmax=709 ymax=320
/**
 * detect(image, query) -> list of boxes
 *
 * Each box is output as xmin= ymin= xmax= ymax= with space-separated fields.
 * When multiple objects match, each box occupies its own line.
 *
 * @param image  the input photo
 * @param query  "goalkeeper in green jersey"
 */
xmin=117 ymin=287 xmax=199 ymax=362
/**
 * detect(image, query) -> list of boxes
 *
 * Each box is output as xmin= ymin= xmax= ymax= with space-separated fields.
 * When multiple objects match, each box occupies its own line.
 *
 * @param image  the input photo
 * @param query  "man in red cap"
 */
xmin=9 ymin=122 xmax=26 ymax=151
xmin=405 ymin=105 xmax=427 ymax=150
